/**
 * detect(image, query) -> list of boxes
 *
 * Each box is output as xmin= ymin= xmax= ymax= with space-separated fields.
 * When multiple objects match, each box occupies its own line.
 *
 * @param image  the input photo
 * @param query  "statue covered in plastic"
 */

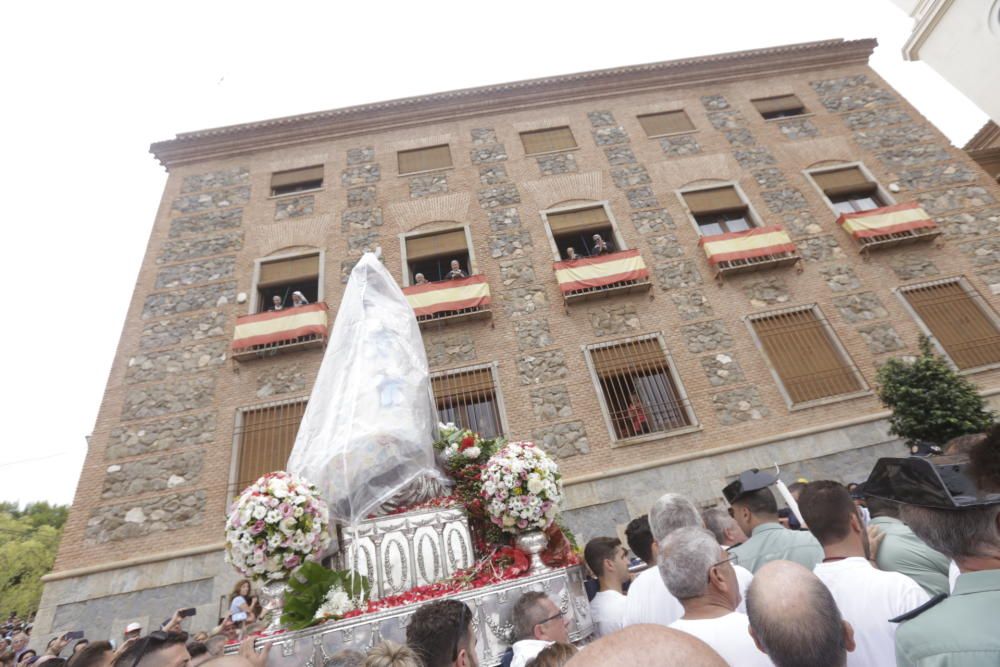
xmin=287 ymin=251 xmax=449 ymax=528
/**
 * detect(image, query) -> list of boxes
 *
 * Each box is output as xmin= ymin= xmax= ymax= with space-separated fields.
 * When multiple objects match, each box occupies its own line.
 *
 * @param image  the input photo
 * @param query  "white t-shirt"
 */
xmin=510 ymin=639 xmax=551 ymax=667
xmin=949 ymin=560 xmax=960 ymax=592
xmin=588 ymin=589 xmax=628 ymax=638
xmin=623 ymin=566 xmax=684 ymax=627
xmin=813 ymin=557 xmax=929 ymax=667
xmin=669 ymin=612 xmax=771 ymax=667
xmin=733 ymin=564 xmax=753 ymax=614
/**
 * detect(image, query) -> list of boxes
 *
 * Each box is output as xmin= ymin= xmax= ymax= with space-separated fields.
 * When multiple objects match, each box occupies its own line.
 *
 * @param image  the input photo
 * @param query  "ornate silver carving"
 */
xmin=416 ymin=532 xmax=441 ymax=582
xmin=383 ymin=538 xmax=409 ymax=594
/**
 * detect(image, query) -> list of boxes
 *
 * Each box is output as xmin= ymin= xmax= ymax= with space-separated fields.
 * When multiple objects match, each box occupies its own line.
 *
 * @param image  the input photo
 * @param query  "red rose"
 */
xmin=460 ymin=435 xmax=476 ymax=450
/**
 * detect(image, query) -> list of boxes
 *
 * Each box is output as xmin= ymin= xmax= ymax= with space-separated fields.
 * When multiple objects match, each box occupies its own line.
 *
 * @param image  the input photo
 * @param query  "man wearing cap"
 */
xmin=859 ymin=429 xmax=1000 ymax=666
xmin=123 ymin=623 xmax=142 ymax=642
xmin=724 ymin=469 xmax=823 ymax=573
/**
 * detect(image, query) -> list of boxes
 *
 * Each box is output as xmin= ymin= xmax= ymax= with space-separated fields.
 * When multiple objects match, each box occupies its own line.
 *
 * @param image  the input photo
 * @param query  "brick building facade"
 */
xmin=35 ymin=38 xmax=1000 ymax=640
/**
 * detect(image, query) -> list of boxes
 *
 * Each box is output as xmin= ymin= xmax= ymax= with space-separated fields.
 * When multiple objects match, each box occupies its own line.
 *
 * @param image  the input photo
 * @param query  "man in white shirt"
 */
xmin=508 ymin=591 xmax=570 ymax=667
xmin=660 ymin=527 xmax=771 ymax=667
xmin=799 ymin=480 xmax=929 ymax=667
xmin=583 ymin=536 xmax=631 ymax=637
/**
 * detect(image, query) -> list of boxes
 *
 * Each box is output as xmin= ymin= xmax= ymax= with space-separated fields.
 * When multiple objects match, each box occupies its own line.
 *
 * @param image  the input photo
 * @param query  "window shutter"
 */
xmin=259 ymin=254 xmax=320 ymax=286
xmin=683 ymin=187 xmax=745 ymax=215
xmin=520 ymin=127 xmax=577 ymax=155
xmin=590 ymin=338 xmax=665 ymax=376
xmin=812 ymin=167 xmax=874 ymax=197
xmin=637 ymin=110 xmax=695 ymax=137
xmin=547 ymin=207 xmax=610 ymax=234
xmin=270 ymin=165 xmax=324 ymax=189
xmin=904 ymin=282 xmax=1000 ymax=369
xmin=398 ymin=145 xmax=452 ymax=175
xmin=752 ymin=94 xmax=805 ymax=115
xmin=406 ymin=229 xmax=468 ymax=261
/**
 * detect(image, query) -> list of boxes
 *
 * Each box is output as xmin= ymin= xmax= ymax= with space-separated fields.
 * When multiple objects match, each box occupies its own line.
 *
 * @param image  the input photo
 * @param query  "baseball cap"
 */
xmin=124 ymin=623 xmax=142 ymax=634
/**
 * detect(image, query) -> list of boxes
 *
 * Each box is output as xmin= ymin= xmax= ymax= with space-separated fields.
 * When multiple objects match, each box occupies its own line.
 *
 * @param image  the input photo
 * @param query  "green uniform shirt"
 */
xmin=896 ymin=569 xmax=1000 ymax=666
xmin=729 ymin=522 xmax=823 ymax=573
xmin=870 ymin=516 xmax=951 ymax=596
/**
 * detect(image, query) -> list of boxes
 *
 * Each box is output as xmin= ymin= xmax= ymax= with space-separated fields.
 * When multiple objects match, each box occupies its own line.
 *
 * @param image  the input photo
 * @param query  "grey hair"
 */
xmin=658 ymin=527 xmax=720 ymax=600
xmin=511 ymin=591 xmax=550 ymax=642
xmin=649 ymin=493 xmax=702 ymax=544
xmin=701 ymin=507 xmax=736 ymax=544
xmin=901 ymin=504 xmax=1000 ymax=560
xmin=326 ymin=649 xmax=365 ymax=667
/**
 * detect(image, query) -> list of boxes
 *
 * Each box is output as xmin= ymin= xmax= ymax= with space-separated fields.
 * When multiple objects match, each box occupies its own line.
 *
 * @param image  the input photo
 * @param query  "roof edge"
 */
xmin=150 ymin=38 xmax=877 ymax=169
xmin=964 ymin=120 xmax=1000 ymax=151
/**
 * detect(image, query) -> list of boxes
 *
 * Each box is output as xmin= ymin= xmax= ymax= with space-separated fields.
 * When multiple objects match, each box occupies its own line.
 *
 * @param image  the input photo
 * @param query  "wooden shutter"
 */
xmin=432 ymin=368 xmax=496 ymax=400
xmin=398 ymin=145 xmax=452 ymax=175
xmin=547 ymin=207 xmax=610 ymax=234
xmin=752 ymin=309 xmax=862 ymax=403
xmin=904 ymin=282 xmax=1000 ymax=369
xmin=752 ymin=94 xmax=805 ymax=116
xmin=406 ymin=229 xmax=468 ymax=261
xmin=259 ymin=254 xmax=319 ymax=286
xmin=236 ymin=401 xmax=307 ymax=491
xmin=637 ymin=110 xmax=695 ymax=137
xmin=683 ymin=187 xmax=745 ymax=215
xmin=520 ymin=127 xmax=577 ymax=155
xmin=590 ymin=338 xmax=666 ymax=377
xmin=270 ymin=165 xmax=324 ymax=189
xmin=812 ymin=167 xmax=874 ymax=197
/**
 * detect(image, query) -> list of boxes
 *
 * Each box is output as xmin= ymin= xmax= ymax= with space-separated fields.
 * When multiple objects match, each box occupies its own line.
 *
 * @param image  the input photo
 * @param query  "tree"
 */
xmin=0 ymin=503 xmax=67 ymax=617
xmin=876 ymin=336 xmax=995 ymax=446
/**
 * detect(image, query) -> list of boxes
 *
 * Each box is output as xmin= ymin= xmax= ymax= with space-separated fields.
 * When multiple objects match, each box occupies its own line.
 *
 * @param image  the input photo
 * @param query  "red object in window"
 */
xmin=627 ymin=401 xmax=648 ymax=435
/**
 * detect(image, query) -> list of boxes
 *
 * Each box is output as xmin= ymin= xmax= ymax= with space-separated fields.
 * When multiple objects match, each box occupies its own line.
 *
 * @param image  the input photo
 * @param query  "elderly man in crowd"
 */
xmin=583 ymin=537 xmax=631 ymax=638
xmin=745 ymin=560 xmax=856 ymax=667
xmin=660 ymin=527 xmax=770 ymax=667
xmin=507 ymin=592 xmax=569 ymax=667
xmin=701 ymin=508 xmax=747 ymax=550
xmin=798 ymin=480 xmax=928 ymax=667
xmin=724 ymin=468 xmax=823 ymax=573
xmin=565 ymin=625 xmax=726 ymax=667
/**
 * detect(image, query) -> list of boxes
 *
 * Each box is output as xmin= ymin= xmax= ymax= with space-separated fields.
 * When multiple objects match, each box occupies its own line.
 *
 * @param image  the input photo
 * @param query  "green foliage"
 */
xmin=280 ymin=562 xmax=370 ymax=630
xmin=876 ymin=337 xmax=996 ymax=446
xmin=0 ymin=502 xmax=67 ymax=616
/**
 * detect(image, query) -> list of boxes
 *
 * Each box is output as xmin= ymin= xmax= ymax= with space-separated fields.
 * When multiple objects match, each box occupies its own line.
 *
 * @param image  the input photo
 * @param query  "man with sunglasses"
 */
xmin=406 ymin=599 xmax=478 ymax=667
xmin=661 ymin=527 xmax=770 ymax=667
xmin=508 ymin=592 xmax=569 ymax=667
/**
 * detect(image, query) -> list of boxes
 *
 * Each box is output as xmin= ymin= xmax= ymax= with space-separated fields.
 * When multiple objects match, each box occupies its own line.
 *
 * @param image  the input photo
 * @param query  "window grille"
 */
xmin=232 ymin=400 xmax=307 ymax=494
xmin=637 ymin=110 xmax=695 ymax=137
xmin=520 ymin=127 xmax=577 ymax=155
xmin=431 ymin=366 xmax=503 ymax=439
xmin=398 ymin=145 xmax=452 ymax=175
xmin=901 ymin=280 xmax=1000 ymax=370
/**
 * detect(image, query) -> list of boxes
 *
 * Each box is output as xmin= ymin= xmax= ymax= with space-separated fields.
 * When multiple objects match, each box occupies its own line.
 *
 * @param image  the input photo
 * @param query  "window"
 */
xmin=270 ymin=165 xmax=324 ymax=196
xmin=682 ymin=186 xmax=753 ymax=237
xmin=811 ymin=166 xmax=886 ymax=215
xmin=752 ymin=94 xmax=807 ymax=120
xmin=586 ymin=335 xmax=693 ymax=441
xmin=256 ymin=252 xmax=320 ymax=312
xmin=899 ymin=279 xmax=1000 ymax=370
xmin=431 ymin=365 xmax=504 ymax=439
xmin=637 ymin=110 xmax=695 ymax=137
xmin=404 ymin=228 xmax=471 ymax=284
xmin=749 ymin=307 xmax=865 ymax=405
xmin=232 ymin=400 xmax=307 ymax=494
xmin=398 ymin=145 xmax=452 ymax=175
xmin=520 ymin=126 xmax=577 ymax=155
xmin=546 ymin=205 xmax=619 ymax=260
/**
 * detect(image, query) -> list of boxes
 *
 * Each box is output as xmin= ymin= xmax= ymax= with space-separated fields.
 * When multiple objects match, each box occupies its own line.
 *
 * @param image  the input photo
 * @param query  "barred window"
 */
xmin=637 ymin=110 xmax=695 ymax=137
xmin=750 ymin=307 xmax=864 ymax=405
xmin=431 ymin=365 xmax=504 ymax=439
xmin=398 ymin=145 xmax=452 ymax=175
xmin=752 ymin=94 xmax=807 ymax=120
xmin=810 ymin=166 xmax=885 ymax=215
xmin=682 ymin=186 xmax=752 ymax=237
xmin=900 ymin=279 xmax=1000 ymax=370
xmin=233 ymin=400 xmax=307 ymax=494
xmin=270 ymin=165 xmax=324 ymax=196
xmin=586 ymin=335 xmax=692 ymax=440
xmin=520 ymin=126 xmax=577 ymax=155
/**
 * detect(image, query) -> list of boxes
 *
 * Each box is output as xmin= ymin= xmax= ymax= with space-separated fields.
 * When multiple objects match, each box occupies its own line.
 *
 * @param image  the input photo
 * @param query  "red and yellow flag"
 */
xmin=403 ymin=274 xmax=492 ymax=317
xmin=232 ymin=302 xmax=329 ymax=351
xmin=836 ymin=202 xmax=936 ymax=239
xmin=699 ymin=226 xmax=796 ymax=266
xmin=553 ymin=249 xmax=649 ymax=294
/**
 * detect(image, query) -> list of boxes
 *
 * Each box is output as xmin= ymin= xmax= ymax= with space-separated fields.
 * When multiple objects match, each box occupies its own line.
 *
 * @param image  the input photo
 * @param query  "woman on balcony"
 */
xmin=591 ymin=234 xmax=610 ymax=256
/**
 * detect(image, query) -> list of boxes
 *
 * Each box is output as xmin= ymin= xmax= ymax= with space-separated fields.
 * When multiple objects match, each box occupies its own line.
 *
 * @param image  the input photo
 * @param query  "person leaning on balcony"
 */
xmin=565 ymin=247 xmax=578 ymax=260
xmin=591 ymin=234 xmax=610 ymax=255
xmin=414 ymin=273 xmax=429 ymax=285
xmin=291 ymin=291 xmax=309 ymax=307
xmin=446 ymin=260 xmax=467 ymax=280
xmin=270 ymin=295 xmax=284 ymax=311
xmin=626 ymin=392 xmax=650 ymax=436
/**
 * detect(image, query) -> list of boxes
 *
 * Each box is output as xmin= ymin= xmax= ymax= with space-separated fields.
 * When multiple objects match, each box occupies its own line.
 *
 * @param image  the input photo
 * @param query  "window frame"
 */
xmin=676 ymin=181 xmax=765 ymax=239
xmin=582 ymin=332 xmax=700 ymax=446
xmin=250 ymin=249 xmax=325 ymax=314
xmin=398 ymin=224 xmax=477 ymax=287
xmin=804 ymin=162 xmax=895 ymax=219
xmin=519 ymin=126 xmax=579 ymax=157
xmin=229 ymin=396 xmax=309 ymax=497
xmin=751 ymin=94 xmax=809 ymax=121
xmin=636 ymin=109 xmax=697 ymax=138
xmin=539 ymin=201 xmax=626 ymax=262
xmin=894 ymin=276 xmax=1000 ymax=374
xmin=397 ymin=144 xmax=454 ymax=177
xmin=429 ymin=361 xmax=509 ymax=439
xmin=268 ymin=165 xmax=325 ymax=199
xmin=745 ymin=304 xmax=871 ymax=411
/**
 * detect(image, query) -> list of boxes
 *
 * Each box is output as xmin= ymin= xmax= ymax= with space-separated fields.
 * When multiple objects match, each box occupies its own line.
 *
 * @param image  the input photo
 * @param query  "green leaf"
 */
xmin=279 ymin=563 xmax=371 ymax=631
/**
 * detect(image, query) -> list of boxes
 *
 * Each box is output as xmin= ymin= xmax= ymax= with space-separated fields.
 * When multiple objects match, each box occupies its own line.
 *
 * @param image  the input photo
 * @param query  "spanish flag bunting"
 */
xmin=403 ymin=274 xmax=492 ymax=317
xmin=699 ymin=225 xmax=797 ymax=266
xmin=836 ymin=202 xmax=937 ymax=239
xmin=553 ymin=249 xmax=649 ymax=294
xmin=232 ymin=302 xmax=329 ymax=351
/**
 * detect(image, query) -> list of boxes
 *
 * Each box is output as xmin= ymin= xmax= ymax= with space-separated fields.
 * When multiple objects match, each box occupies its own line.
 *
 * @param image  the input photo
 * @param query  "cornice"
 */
xmin=964 ymin=120 xmax=1000 ymax=150
xmin=150 ymin=38 xmax=876 ymax=170
xmin=901 ymin=0 xmax=955 ymax=60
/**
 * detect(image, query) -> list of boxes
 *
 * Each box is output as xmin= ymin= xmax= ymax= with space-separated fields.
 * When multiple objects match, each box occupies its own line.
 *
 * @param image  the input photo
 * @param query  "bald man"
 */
xmin=745 ymin=561 xmax=856 ymax=667
xmin=565 ymin=625 xmax=726 ymax=667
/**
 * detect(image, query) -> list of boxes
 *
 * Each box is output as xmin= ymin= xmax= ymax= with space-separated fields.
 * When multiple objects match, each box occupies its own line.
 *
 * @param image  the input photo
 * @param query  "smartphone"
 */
xmin=178 ymin=608 xmax=197 ymax=618
xmin=64 ymin=631 xmax=84 ymax=641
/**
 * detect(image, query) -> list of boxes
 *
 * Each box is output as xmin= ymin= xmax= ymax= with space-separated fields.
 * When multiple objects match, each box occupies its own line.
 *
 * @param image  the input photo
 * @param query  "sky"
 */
xmin=0 ymin=1 xmax=988 ymax=508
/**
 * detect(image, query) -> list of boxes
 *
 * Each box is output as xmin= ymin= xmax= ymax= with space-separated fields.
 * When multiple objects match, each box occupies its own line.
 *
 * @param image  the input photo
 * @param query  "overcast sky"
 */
xmin=0 ymin=1 xmax=987 ymax=508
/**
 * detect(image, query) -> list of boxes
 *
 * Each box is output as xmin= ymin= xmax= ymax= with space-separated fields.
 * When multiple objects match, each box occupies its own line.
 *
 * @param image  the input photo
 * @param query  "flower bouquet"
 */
xmin=480 ymin=441 xmax=563 ymax=533
xmin=279 ymin=562 xmax=370 ymax=630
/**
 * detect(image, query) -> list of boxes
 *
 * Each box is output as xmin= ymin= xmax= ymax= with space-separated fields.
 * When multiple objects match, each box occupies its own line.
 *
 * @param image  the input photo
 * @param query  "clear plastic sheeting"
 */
xmin=287 ymin=251 xmax=447 ymax=527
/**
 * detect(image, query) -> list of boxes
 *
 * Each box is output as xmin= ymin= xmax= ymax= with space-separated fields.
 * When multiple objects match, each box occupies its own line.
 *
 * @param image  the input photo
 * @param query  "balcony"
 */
xmin=231 ymin=302 xmax=329 ymax=361
xmin=402 ymin=274 xmax=492 ymax=327
xmin=699 ymin=225 xmax=800 ymax=282
xmin=836 ymin=202 xmax=941 ymax=255
xmin=553 ymin=249 xmax=652 ymax=306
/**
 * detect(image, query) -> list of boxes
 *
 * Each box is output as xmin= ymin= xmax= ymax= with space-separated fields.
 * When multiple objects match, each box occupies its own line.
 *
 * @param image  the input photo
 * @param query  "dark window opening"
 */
xmin=554 ymin=224 xmax=615 ymax=260
xmin=271 ymin=179 xmax=323 ymax=197
xmin=270 ymin=165 xmax=324 ymax=197
xmin=409 ymin=250 xmax=471 ymax=284
xmin=694 ymin=210 xmax=752 ymax=237
xmin=752 ymin=94 xmax=807 ymax=120
xmin=258 ymin=279 xmax=318 ymax=313
xmin=829 ymin=188 xmax=884 ymax=215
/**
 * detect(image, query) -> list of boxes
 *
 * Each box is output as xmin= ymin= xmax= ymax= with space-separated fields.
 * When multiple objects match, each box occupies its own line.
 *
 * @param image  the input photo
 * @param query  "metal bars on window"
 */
xmin=750 ymin=307 xmax=862 ymax=404
xmin=587 ymin=336 xmax=691 ymax=440
xmin=902 ymin=280 xmax=1000 ymax=370
xmin=232 ymin=400 xmax=307 ymax=495
xmin=431 ymin=366 xmax=503 ymax=439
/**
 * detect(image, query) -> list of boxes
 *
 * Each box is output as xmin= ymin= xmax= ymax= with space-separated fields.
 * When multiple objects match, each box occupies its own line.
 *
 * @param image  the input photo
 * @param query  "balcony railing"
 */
xmin=699 ymin=225 xmax=800 ymax=281
xmin=553 ymin=249 xmax=652 ymax=305
xmin=836 ymin=202 xmax=941 ymax=255
xmin=402 ymin=274 xmax=492 ymax=326
xmin=231 ymin=302 xmax=329 ymax=361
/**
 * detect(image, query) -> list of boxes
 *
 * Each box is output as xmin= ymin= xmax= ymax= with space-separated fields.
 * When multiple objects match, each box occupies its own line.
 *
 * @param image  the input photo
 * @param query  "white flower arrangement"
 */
xmin=480 ymin=441 xmax=563 ymax=533
xmin=437 ymin=422 xmax=488 ymax=461
xmin=313 ymin=584 xmax=359 ymax=621
xmin=225 ymin=471 xmax=331 ymax=582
